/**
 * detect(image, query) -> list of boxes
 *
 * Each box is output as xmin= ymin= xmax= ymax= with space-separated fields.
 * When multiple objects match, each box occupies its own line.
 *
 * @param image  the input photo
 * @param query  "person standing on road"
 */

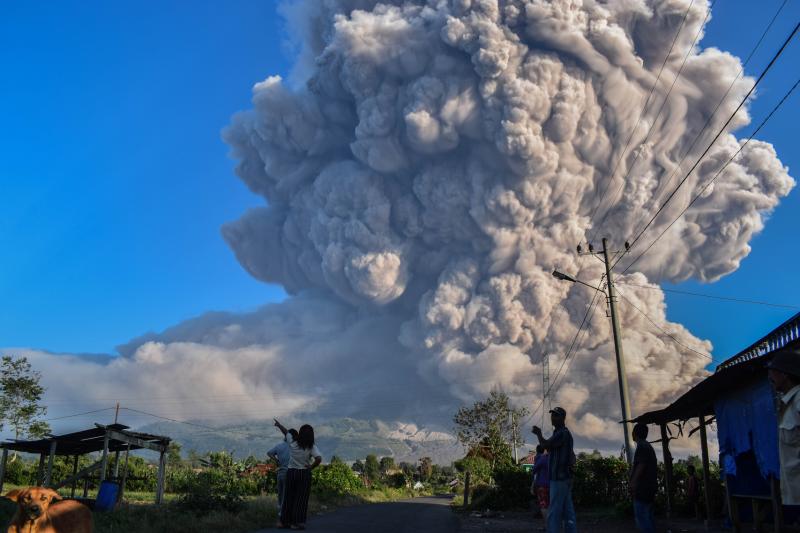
xmin=268 ymin=428 xmax=298 ymax=514
xmin=629 ymin=422 xmax=658 ymax=533
xmin=767 ymin=349 xmax=800 ymax=505
xmin=275 ymin=419 xmax=323 ymax=530
xmin=532 ymin=407 xmax=577 ymax=533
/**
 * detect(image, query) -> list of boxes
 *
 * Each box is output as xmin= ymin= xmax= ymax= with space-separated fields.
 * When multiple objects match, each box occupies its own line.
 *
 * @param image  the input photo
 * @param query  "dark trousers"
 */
xmin=281 ymin=468 xmax=312 ymax=525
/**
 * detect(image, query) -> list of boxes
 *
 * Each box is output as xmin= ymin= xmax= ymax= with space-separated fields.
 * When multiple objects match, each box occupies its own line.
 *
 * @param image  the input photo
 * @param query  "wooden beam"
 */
xmin=0 ymin=448 xmax=8 ymax=494
xmin=113 ymin=450 xmax=121 ymax=479
xmin=106 ymin=429 xmax=167 ymax=453
xmin=44 ymin=440 xmax=57 ymax=487
xmin=723 ymin=475 xmax=740 ymax=532
xmin=660 ymin=424 xmax=673 ymax=521
xmin=699 ymin=415 xmax=713 ymax=531
xmin=770 ymin=474 xmax=783 ymax=533
xmin=70 ymin=456 xmax=79 ymax=498
xmin=37 ymin=453 xmax=46 ymax=486
xmin=53 ymin=459 xmax=104 ymax=490
xmin=100 ymin=431 xmax=110 ymax=483
xmin=118 ymin=444 xmax=131 ymax=504
xmin=155 ymin=450 xmax=167 ymax=505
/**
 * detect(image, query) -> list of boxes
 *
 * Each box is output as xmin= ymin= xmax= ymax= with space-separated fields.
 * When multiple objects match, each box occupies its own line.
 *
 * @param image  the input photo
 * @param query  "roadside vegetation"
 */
xmin=0 ymin=446 xmax=446 ymax=532
xmin=449 ymin=392 xmax=725 ymax=522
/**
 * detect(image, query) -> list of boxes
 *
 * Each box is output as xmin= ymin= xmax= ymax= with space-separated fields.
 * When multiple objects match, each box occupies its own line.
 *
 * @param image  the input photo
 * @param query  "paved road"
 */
xmin=254 ymin=495 xmax=459 ymax=532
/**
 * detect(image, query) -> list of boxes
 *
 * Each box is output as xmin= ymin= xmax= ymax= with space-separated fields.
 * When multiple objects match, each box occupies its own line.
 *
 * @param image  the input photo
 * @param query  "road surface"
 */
xmin=254 ymin=495 xmax=459 ymax=532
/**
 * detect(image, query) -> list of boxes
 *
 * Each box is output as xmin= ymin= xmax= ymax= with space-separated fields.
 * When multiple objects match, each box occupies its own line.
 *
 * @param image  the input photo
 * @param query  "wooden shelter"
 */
xmin=0 ymin=423 xmax=171 ymax=505
xmin=633 ymin=311 xmax=800 ymax=532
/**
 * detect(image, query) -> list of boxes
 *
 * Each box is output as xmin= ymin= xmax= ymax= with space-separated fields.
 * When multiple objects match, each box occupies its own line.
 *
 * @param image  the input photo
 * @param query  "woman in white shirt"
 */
xmin=274 ymin=419 xmax=322 ymax=530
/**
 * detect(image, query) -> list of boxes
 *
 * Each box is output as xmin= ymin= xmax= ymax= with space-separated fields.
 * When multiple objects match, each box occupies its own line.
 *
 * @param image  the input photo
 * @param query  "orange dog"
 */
xmin=4 ymin=487 xmax=92 ymax=533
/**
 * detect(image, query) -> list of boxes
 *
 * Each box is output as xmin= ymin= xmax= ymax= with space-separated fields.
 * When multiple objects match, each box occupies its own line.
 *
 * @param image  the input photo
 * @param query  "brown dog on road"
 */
xmin=4 ymin=487 xmax=92 ymax=533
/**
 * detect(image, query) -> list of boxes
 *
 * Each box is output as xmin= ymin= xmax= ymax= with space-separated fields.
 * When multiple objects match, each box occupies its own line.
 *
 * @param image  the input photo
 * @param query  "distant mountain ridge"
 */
xmin=138 ymin=418 xmax=465 ymax=465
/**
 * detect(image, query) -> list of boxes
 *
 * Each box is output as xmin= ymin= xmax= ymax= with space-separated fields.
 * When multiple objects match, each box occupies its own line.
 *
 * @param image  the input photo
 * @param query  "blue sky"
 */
xmin=0 ymin=0 xmax=798 ymax=364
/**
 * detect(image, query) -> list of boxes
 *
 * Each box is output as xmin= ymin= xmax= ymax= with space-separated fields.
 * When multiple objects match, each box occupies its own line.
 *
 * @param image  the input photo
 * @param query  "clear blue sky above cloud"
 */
xmin=0 ymin=0 xmax=798 ymax=363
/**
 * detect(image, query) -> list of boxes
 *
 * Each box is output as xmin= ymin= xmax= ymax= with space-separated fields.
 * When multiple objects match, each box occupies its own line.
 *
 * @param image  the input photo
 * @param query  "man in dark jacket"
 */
xmin=533 ymin=407 xmax=577 ymax=533
xmin=630 ymin=422 xmax=658 ymax=532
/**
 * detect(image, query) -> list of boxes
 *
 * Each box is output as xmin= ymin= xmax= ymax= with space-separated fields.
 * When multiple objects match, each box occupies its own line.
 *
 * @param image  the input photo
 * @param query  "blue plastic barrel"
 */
xmin=95 ymin=481 xmax=120 ymax=511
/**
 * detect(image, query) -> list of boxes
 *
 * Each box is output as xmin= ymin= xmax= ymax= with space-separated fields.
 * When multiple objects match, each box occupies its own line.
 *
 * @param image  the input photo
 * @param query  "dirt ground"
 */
xmin=458 ymin=509 xmax=729 ymax=532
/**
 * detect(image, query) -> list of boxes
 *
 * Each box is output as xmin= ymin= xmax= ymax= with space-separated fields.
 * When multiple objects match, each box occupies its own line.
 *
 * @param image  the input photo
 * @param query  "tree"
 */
xmin=364 ymin=454 xmax=380 ymax=483
xmin=351 ymin=459 xmax=364 ymax=474
xmin=399 ymin=461 xmax=415 ymax=478
xmin=0 ymin=356 xmax=50 ymax=441
xmin=379 ymin=456 xmax=395 ymax=475
xmin=167 ymin=442 xmax=183 ymax=467
xmin=452 ymin=390 xmax=529 ymax=468
xmin=418 ymin=457 xmax=433 ymax=481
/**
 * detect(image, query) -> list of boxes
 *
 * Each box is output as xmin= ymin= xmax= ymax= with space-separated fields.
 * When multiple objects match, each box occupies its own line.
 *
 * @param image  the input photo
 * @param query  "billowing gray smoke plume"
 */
xmin=18 ymin=0 xmax=794 ymax=450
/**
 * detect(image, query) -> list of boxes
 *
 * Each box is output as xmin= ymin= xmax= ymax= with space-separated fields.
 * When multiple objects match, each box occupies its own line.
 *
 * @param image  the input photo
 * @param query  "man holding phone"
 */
xmin=532 ymin=407 xmax=577 ymax=533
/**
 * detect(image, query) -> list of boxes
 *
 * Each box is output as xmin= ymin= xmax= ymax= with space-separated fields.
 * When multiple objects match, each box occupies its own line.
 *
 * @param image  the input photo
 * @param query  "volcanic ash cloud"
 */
xmin=26 ymin=0 xmax=794 ymax=447
xmin=214 ymin=0 xmax=794 ymax=442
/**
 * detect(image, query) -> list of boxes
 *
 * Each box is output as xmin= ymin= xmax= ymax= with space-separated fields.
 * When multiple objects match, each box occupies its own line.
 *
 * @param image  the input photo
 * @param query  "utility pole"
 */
xmin=552 ymin=237 xmax=634 ymax=465
xmin=542 ymin=352 xmax=550 ymax=432
xmin=601 ymin=237 xmax=634 ymax=465
xmin=510 ymin=413 xmax=518 ymax=464
xmin=114 ymin=402 xmax=120 ymax=425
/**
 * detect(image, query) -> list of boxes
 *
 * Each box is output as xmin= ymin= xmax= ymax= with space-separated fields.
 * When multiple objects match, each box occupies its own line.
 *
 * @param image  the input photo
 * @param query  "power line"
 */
xmin=120 ymin=407 xmax=264 ymax=440
xmin=616 ymin=21 xmax=800 ymax=270
xmin=619 ymin=74 xmax=800 ymax=274
xmin=526 ymin=286 xmax=604 ymax=426
xmin=629 ymin=0 xmax=790 ymax=234
xmin=618 ymin=281 xmax=800 ymax=309
xmin=585 ymin=0 xmax=697 ymax=244
xmin=615 ymin=289 xmax=712 ymax=360
xmin=589 ymin=0 xmax=713 ymax=243
xmin=43 ymin=407 xmax=116 ymax=422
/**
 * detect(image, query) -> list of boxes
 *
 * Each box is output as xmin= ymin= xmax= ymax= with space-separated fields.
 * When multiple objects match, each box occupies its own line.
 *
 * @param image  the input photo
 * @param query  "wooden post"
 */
xmin=770 ymin=474 xmax=783 ymax=533
xmin=113 ymin=450 xmax=121 ymax=479
xmin=43 ymin=440 xmax=57 ymax=487
xmin=37 ymin=453 xmax=46 ymax=486
xmin=724 ymin=475 xmax=741 ymax=532
xmin=155 ymin=449 xmax=167 ymax=505
xmin=699 ymin=415 xmax=713 ymax=531
xmin=70 ymin=456 xmax=79 ymax=498
xmin=99 ymin=431 xmax=110 ymax=483
xmin=660 ymin=424 xmax=673 ymax=521
xmin=752 ymin=498 xmax=763 ymax=530
xmin=0 ymin=448 xmax=8 ymax=494
xmin=463 ymin=471 xmax=471 ymax=509
xmin=83 ymin=478 xmax=89 ymax=498
xmin=118 ymin=444 xmax=131 ymax=503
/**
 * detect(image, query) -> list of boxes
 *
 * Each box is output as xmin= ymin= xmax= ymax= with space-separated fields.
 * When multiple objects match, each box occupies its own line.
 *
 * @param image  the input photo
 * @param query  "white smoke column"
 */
xmin=219 ymin=0 xmax=793 ymax=445
xmin=13 ymin=0 xmax=793 ymax=451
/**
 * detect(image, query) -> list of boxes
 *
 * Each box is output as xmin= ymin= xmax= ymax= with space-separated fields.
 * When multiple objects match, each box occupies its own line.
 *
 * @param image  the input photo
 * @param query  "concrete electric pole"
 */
xmin=551 ymin=237 xmax=634 ymax=465
xmin=601 ymin=238 xmax=634 ymax=465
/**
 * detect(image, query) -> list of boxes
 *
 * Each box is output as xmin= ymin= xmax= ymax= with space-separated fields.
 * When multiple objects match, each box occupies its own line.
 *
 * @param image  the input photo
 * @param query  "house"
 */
xmin=634 ymin=311 xmax=800 ymax=532
xmin=519 ymin=450 xmax=537 ymax=473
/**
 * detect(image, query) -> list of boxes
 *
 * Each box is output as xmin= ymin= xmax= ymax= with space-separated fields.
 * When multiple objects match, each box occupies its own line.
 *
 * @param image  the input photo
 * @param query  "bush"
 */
xmin=454 ymin=456 xmax=492 ymax=485
xmin=386 ymin=472 xmax=409 ymax=489
xmin=572 ymin=456 xmax=629 ymax=507
xmin=462 ymin=464 xmax=531 ymax=511
xmin=177 ymin=469 xmax=247 ymax=514
xmin=312 ymin=462 xmax=362 ymax=496
xmin=491 ymin=465 xmax=531 ymax=509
